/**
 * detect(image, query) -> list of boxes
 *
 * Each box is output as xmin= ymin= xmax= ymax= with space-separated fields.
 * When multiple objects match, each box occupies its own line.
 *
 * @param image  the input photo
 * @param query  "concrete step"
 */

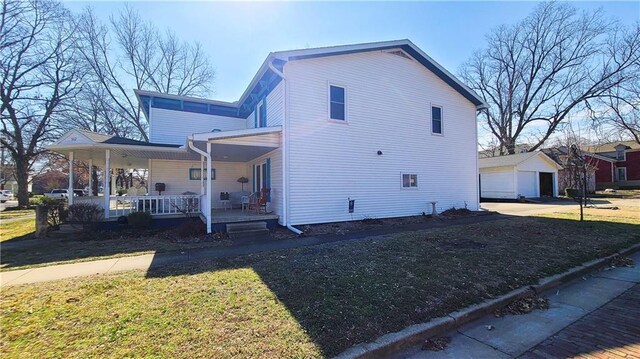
xmin=226 ymin=221 xmax=267 ymax=233
xmin=227 ymin=228 xmax=270 ymax=240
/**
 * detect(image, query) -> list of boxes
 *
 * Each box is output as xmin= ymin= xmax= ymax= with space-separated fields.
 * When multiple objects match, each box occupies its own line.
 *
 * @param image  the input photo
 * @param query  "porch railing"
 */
xmin=75 ymin=195 xmax=201 ymax=217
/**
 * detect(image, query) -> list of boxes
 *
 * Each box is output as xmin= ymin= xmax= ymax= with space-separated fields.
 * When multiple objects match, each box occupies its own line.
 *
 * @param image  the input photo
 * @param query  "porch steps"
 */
xmin=226 ymin=221 xmax=270 ymax=240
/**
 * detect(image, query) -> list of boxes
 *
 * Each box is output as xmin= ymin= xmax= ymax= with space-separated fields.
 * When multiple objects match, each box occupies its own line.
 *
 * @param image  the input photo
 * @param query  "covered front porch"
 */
xmin=47 ymin=127 xmax=283 ymax=232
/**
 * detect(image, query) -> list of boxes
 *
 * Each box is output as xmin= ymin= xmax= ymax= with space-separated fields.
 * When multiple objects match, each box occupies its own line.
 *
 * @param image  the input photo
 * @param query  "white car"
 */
xmin=44 ymin=189 xmax=69 ymax=199
xmin=0 ymin=190 xmax=14 ymax=203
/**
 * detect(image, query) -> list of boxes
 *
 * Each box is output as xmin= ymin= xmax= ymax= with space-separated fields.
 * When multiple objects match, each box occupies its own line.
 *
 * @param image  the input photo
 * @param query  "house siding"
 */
xmin=284 ymin=51 xmax=479 ymax=225
xmin=245 ymin=81 xmax=284 ymax=129
xmin=149 ymin=107 xmax=246 ymax=145
xmin=149 ymin=159 xmax=247 ymax=208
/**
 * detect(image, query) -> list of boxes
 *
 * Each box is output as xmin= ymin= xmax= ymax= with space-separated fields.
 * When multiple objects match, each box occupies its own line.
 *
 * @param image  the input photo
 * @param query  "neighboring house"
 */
xmin=542 ymin=147 xmax=615 ymax=194
xmin=583 ymin=141 xmax=640 ymax=188
xmin=47 ymin=39 xmax=486 ymax=233
xmin=479 ymin=152 xmax=562 ymax=200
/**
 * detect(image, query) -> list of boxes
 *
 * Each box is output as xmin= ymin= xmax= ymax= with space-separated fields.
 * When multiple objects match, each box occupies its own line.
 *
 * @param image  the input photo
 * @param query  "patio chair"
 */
xmin=257 ymin=188 xmax=270 ymax=214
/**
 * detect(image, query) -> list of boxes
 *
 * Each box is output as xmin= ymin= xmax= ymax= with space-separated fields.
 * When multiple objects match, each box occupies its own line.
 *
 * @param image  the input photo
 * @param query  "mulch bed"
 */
xmin=494 ymin=295 xmax=550 ymax=317
xmin=422 ymin=336 xmax=451 ymax=351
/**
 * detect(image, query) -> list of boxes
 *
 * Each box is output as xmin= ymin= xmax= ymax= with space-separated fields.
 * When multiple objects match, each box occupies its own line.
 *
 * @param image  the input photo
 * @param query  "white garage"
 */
xmin=479 ymin=152 xmax=562 ymax=200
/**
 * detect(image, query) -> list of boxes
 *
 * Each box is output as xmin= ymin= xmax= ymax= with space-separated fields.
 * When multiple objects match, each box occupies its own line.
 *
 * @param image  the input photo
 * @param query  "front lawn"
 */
xmin=0 ymin=209 xmax=34 ymax=220
xmin=0 ymin=218 xmax=35 ymax=242
xmin=2 ymin=209 xmax=638 ymax=358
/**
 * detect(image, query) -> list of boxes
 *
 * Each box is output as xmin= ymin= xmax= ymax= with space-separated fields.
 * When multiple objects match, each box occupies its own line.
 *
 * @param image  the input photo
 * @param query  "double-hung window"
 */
xmin=329 ymin=85 xmax=346 ymax=121
xmin=616 ymin=149 xmax=625 ymax=161
xmin=431 ymin=106 xmax=443 ymax=134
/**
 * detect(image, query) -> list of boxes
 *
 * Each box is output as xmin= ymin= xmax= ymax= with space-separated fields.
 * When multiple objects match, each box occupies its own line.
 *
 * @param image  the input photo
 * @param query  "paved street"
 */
xmin=399 ymin=251 xmax=640 ymax=359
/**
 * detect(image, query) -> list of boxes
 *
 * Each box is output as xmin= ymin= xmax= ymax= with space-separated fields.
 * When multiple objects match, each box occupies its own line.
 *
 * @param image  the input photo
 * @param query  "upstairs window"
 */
xmin=616 ymin=149 xmax=625 ymax=161
xmin=431 ymin=106 xmax=443 ymax=134
xmin=329 ymin=85 xmax=346 ymax=121
xmin=257 ymin=100 xmax=267 ymax=128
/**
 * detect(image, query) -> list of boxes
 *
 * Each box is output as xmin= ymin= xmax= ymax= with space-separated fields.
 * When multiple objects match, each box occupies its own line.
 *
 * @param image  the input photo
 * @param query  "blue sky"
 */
xmin=65 ymin=1 xmax=639 ymax=103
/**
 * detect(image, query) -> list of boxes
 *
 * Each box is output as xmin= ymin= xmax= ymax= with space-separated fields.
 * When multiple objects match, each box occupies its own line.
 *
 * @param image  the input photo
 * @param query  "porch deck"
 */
xmin=211 ymin=209 xmax=279 ymax=224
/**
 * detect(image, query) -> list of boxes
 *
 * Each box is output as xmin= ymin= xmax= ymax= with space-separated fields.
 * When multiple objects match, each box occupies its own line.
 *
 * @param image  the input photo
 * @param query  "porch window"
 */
xmin=189 ymin=168 xmax=215 ymax=180
xmin=402 ymin=173 xmax=418 ymax=188
xmin=329 ymin=85 xmax=346 ymax=121
xmin=252 ymin=159 xmax=271 ymax=200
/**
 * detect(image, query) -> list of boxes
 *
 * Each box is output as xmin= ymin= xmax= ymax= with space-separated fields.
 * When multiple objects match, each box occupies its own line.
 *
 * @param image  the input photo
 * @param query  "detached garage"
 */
xmin=479 ymin=152 xmax=562 ymax=200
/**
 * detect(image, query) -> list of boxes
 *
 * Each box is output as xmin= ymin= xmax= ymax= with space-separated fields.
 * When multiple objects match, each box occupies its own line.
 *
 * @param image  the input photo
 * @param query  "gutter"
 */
xmin=268 ymin=61 xmax=304 ymax=236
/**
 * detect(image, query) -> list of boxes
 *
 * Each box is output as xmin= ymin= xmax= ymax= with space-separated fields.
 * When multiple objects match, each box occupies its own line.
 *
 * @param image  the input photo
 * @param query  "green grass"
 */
xmin=2 ymin=211 xmax=638 ymax=358
xmin=0 ymin=218 xmax=35 ymax=242
xmin=0 ymin=209 xmax=34 ymax=220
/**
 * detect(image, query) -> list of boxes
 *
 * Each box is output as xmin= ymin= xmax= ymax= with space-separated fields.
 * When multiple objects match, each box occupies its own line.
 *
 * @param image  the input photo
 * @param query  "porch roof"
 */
xmin=190 ymin=126 xmax=282 ymax=162
xmin=47 ymin=129 xmax=198 ymax=167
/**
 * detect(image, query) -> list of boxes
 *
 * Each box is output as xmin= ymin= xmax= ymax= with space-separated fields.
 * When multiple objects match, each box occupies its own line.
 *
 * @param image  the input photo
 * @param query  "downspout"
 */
xmin=188 ymin=138 xmax=212 ymax=233
xmin=268 ymin=60 xmax=303 ymax=236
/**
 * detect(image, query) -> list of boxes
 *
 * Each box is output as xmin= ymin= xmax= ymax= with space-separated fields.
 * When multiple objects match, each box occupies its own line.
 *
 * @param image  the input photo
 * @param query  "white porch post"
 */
xmin=200 ymin=155 xmax=205 ymax=195
xmin=147 ymin=159 xmax=152 ymax=189
xmin=104 ymin=149 xmax=111 ymax=219
xmin=88 ymin=159 xmax=93 ymax=196
xmin=206 ymin=142 xmax=212 ymax=233
xmin=68 ymin=151 xmax=74 ymax=205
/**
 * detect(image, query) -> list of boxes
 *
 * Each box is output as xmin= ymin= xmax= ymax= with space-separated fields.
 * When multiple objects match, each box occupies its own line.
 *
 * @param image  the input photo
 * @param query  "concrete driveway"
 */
xmin=480 ymin=200 xmax=578 ymax=216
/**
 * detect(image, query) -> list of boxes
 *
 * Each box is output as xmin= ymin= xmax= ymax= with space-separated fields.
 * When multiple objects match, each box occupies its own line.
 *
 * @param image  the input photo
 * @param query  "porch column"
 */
xmin=104 ymin=149 xmax=110 ymax=219
xmin=200 ymin=155 xmax=205 ymax=195
xmin=206 ymin=142 xmax=212 ymax=233
xmin=68 ymin=151 xmax=74 ymax=205
xmin=88 ymin=159 xmax=93 ymax=196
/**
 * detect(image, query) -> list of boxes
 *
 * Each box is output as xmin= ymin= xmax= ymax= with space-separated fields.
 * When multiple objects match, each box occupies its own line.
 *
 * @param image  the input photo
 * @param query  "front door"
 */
xmin=254 ymin=162 xmax=268 ymax=192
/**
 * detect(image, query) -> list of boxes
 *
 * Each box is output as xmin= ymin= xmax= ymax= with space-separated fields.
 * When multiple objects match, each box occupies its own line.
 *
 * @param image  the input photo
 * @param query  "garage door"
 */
xmin=480 ymin=171 xmax=515 ymax=199
xmin=517 ymin=171 xmax=537 ymax=197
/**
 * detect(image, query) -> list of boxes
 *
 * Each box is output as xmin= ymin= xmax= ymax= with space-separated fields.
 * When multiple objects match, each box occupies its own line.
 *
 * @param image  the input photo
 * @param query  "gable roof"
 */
xmin=479 ymin=151 xmax=562 ymax=169
xmin=583 ymin=140 xmax=640 ymax=154
xmin=51 ymin=129 xmax=181 ymax=149
xmin=135 ymin=39 xmax=487 ymax=120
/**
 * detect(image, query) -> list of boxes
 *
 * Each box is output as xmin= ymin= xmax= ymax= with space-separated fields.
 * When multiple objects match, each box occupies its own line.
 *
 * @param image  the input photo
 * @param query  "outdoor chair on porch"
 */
xmin=248 ymin=188 xmax=270 ymax=214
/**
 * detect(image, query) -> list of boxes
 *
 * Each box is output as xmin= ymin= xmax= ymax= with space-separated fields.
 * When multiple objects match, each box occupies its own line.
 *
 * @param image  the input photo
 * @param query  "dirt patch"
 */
xmin=440 ymin=208 xmax=473 ymax=217
xmin=440 ymin=238 xmax=489 ymax=250
xmin=422 ymin=336 xmax=451 ymax=351
xmin=494 ymin=295 xmax=550 ymax=317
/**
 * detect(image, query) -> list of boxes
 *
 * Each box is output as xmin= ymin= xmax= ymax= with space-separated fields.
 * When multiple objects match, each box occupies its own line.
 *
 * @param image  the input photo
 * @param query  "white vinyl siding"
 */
xmin=149 ymin=108 xmax=246 ymax=145
xmin=150 ymin=159 xmax=247 ymax=209
xmin=285 ymin=50 xmax=479 ymax=225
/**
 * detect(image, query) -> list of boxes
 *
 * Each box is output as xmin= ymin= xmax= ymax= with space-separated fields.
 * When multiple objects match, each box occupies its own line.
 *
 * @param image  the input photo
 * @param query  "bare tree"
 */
xmin=460 ymin=2 xmax=640 ymax=155
xmin=75 ymin=6 xmax=215 ymax=141
xmin=1 ymin=0 xmax=83 ymax=206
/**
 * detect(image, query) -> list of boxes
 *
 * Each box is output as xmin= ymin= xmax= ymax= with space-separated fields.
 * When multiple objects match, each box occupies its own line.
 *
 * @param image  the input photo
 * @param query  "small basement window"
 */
xmin=329 ymin=85 xmax=346 ymax=121
xmin=431 ymin=106 xmax=443 ymax=134
xmin=402 ymin=173 xmax=418 ymax=188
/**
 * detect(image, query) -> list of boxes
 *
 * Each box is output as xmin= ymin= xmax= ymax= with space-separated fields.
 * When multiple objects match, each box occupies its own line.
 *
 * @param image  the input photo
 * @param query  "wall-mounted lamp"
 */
xmin=377 ymin=150 xmax=383 ymax=156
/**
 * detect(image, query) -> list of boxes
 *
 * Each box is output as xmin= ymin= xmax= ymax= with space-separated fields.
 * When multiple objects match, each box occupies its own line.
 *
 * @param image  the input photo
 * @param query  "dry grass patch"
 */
xmin=2 ymin=214 xmax=638 ymax=358
xmin=538 ymin=205 xmax=640 ymax=225
xmin=0 ymin=209 xmax=34 ymax=220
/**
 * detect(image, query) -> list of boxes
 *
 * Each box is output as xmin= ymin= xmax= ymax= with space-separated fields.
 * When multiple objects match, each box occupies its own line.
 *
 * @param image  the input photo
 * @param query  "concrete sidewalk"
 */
xmin=398 ymin=251 xmax=640 ymax=359
xmin=1 ymin=213 xmax=505 ymax=287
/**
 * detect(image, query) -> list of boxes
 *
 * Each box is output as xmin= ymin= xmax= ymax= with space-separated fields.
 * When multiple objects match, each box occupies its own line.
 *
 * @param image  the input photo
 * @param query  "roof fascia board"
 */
xmin=190 ymin=126 xmax=282 ymax=142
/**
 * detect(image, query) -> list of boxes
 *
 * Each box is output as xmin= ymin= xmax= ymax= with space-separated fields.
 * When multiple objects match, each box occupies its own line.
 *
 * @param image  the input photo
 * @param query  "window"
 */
xmin=329 ymin=85 xmax=346 ymax=121
xmin=431 ymin=106 xmax=443 ymax=134
xmin=189 ymin=168 xmax=215 ymax=180
xmin=617 ymin=167 xmax=627 ymax=182
xmin=257 ymin=101 xmax=266 ymax=128
xmin=402 ymin=173 xmax=418 ymax=188
xmin=616 ymin=149 xmax=625 ymax=161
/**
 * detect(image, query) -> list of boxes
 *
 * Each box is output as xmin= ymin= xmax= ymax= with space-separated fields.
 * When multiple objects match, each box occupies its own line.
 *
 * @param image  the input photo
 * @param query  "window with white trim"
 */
xmin=402 ymin=173 xmax=418 ymax=188
xmin=616 ymin=149 xmax=625 ymax=161
xmin=617 ymin=167 xmax=627 ymax=181
xmin=431 ymin=106 xmax=443 ymax=134
xmin=329 ymin=85 xmax=346 ymax=121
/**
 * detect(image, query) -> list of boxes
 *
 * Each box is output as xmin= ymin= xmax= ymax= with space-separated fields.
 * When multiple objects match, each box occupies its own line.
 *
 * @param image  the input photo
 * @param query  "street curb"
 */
xmin=334 ymin=243 xmax=640 ymax=359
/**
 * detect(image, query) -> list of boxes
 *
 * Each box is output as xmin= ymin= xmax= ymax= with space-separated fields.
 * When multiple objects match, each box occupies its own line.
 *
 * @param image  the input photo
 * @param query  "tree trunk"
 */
xmin=15 ymin=158 xmax=30 ymax=207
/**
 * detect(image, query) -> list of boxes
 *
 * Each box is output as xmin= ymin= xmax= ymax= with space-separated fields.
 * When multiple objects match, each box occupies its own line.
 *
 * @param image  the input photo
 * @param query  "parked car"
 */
xmin=44 ymin=189 xmax=69 ymax=199
xmin=0 ymin=190 xmax=14 ymax=203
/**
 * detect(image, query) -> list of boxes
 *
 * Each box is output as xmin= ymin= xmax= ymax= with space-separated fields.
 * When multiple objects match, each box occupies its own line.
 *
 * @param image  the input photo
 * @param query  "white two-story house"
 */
xmin=48 ymin=39 xmax=486 ymax=233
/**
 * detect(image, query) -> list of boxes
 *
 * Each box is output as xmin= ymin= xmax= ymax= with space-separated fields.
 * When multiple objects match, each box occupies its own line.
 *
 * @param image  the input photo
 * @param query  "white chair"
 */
xmin=241 ymin=195 xmax=250 ymax=212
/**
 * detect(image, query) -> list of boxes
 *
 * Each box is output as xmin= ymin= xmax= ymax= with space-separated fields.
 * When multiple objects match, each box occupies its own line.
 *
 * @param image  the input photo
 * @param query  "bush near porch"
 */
xmin=1 ymin=206 xmax=638 ymax=358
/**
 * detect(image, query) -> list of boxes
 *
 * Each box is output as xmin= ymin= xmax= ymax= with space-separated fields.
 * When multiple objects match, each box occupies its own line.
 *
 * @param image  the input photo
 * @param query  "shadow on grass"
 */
xmin=140 ymin=216 xmax=639 ymax=357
